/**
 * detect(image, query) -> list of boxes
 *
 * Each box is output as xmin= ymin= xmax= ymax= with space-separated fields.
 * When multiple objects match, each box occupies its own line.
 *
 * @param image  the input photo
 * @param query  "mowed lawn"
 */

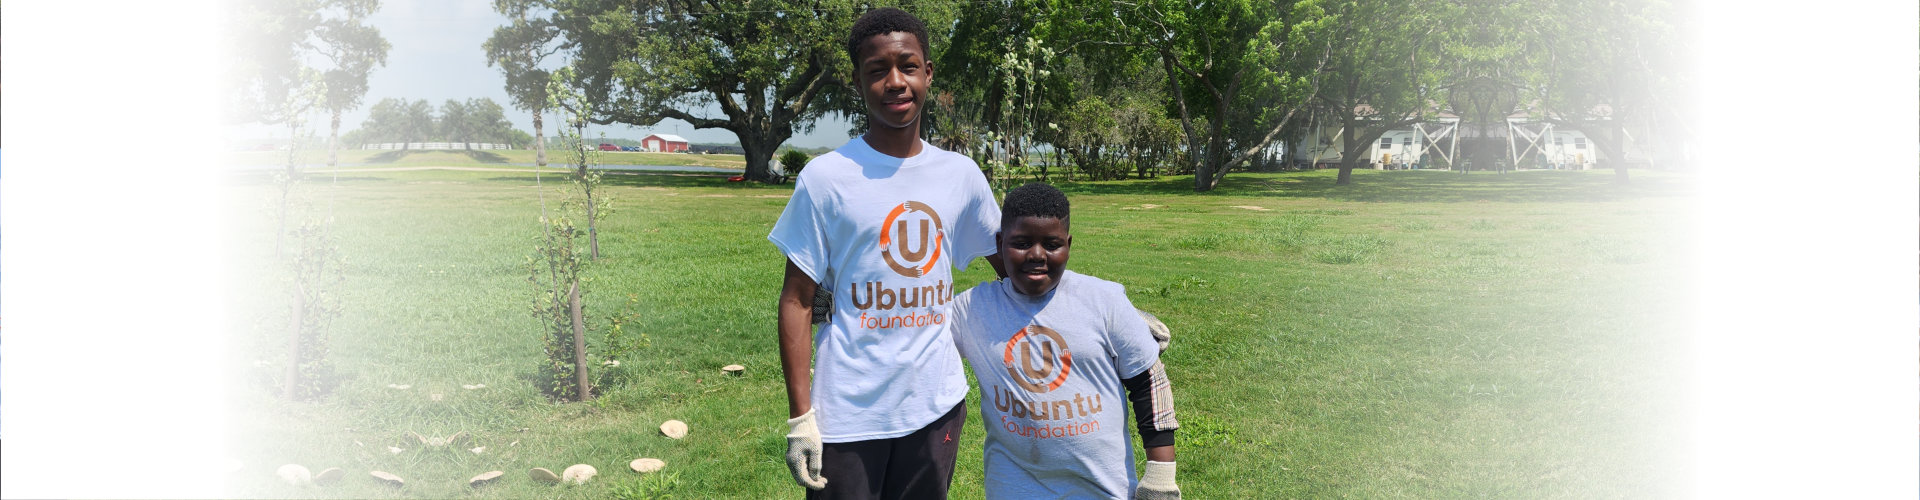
xmin=223 ymin=167 xmax=1693 ymax=498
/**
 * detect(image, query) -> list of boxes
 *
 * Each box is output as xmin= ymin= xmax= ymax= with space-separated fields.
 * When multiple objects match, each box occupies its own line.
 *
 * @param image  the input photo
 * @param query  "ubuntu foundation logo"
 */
xmin=1003 ymin=326 xmax=1074 ymax=393
xmin=879 ymin=201 xmax=945 ymax=278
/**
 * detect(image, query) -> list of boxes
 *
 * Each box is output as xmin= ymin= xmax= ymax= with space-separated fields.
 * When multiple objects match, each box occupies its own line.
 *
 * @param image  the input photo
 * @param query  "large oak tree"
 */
xmin=549 ymin=0 xmax=859 ymax=182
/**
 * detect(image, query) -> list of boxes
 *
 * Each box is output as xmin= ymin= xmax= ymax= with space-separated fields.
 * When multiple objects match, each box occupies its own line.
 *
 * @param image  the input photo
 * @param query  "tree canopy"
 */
xmin=490 ymin=0 xmax=1685 ymax=187
xmin=547 ymin=0 xmax=880 ymax=181
xmin=342 ymin=97 xmax=528 ymax=146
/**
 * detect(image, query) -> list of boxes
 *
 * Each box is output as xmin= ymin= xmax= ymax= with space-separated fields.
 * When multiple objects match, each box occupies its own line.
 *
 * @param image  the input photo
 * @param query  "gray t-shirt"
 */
xmin=951 ymin=270 xmax=1159 ymax=499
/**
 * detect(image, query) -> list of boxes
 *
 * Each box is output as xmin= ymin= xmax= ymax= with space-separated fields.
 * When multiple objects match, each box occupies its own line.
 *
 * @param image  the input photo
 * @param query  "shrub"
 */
xmin=779 ymin=150 xmax=809 ymax=176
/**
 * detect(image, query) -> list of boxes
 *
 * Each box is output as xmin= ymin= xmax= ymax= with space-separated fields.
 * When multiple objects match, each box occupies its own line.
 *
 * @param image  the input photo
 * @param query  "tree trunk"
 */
xmin=1335 ymin=123 xmax=1362 ymax=185
xmin=569 ymin=281 xmax=590 ymax=401
xmin=533 ymin=109 xmax=547 ymax=167
xmin=742 ymin=135 xmax=777 ymax=182
xmin=328 ymin=110 xmax=342 ymax=167
xmin=284 ymin=283 xmax=305 ymax=400
xmin=1194 ymin=129 xmax=1223 ymax=192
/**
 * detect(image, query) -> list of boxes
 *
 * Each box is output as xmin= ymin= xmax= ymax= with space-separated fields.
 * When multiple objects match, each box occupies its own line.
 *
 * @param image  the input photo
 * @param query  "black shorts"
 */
xmin=807 ymin=401 xmax=966 ymax=500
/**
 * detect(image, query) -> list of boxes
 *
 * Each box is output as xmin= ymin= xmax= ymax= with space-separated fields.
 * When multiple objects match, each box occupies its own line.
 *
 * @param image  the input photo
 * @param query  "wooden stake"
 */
xmin=569 ymin=281 xmax=590 ymax=401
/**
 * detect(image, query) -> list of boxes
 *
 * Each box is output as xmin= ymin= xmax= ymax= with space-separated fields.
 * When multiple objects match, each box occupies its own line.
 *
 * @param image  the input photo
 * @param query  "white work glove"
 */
xmin=1139 ymin=310 xmax=1172 ymax=353
xmin=785 ymin=409 xmax=828 ymax=490
xmin=1135 ymin=460 xmax=1179 ymax=500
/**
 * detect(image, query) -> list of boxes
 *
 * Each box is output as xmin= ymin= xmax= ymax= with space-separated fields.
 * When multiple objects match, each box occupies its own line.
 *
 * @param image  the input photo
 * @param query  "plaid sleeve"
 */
xmin=1123 ymin=361 xmax=1179 ymax=447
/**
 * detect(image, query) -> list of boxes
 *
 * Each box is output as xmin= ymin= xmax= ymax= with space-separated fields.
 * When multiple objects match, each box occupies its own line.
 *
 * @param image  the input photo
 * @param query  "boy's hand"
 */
xmin=1139 ymin=310 xmax=1172 ymax=353
xmin=1136 ymin=460 xmax=1179 ymax=499
xmin=785 ymin=409 xmax=828 ymax=490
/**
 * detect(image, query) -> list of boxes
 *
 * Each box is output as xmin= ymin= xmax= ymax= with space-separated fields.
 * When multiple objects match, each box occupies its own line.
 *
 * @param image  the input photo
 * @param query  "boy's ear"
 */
xmin=994 ymin=230 xmax=1002 ymax=248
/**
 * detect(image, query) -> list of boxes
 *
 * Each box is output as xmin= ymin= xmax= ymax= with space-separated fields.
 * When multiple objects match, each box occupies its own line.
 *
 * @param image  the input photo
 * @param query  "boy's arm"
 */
xmin=1123 ymin=362 xmax=1179 ymax=452
xmin=1125 ymin=362 xmax=1180 ymax=498
xmin=778 ymin=259 xmax=829 ymax=490
xmin=986 ymin=251 xmax=1008 ymax=279
xmin=777 ymin=259 xmax=817 ymax=417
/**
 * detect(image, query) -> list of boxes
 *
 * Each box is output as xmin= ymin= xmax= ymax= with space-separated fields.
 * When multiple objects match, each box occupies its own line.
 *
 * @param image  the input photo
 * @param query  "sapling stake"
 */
xmin=569 ymin=280 xmax=590 ymax=401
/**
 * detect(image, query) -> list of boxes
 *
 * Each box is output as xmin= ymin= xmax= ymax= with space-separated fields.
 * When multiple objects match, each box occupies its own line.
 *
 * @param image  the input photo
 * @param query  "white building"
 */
xmin=1290 ymin=112 xmax=1603 ymax=170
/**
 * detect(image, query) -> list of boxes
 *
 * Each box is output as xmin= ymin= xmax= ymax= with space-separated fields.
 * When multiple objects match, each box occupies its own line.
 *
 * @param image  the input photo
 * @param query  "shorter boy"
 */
xmin=950 ymin=183 xmax=1181 ymax=499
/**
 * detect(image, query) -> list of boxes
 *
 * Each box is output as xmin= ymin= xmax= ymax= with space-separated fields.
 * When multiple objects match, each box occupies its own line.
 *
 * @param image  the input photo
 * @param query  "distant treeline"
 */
xmin=342 ymin=97 xmax=533 ymax=148
xmin=534 ymin=137 xmax=830 ymax=157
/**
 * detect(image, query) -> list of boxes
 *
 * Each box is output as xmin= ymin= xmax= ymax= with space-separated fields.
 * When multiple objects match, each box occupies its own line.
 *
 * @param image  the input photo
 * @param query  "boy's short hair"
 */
xmin=1002 ymin=182 xmax=1070 ymax=229
xmin=847 ymin=7 xmax=932 ymax=65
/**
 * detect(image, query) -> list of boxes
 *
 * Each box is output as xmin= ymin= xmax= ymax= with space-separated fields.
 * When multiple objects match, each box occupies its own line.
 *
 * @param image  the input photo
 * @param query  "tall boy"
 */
xmin=950 ymin=183 xmax=1182 ymax=499
xmin=767 ymin=7 xmax=1006 ymax=499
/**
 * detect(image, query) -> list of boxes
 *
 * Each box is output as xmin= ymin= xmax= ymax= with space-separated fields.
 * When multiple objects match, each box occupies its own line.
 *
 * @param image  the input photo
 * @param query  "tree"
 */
xmin=351 ymin=97 xmax=405 ymax=146
xmin=1059 ymin=96 xmax=1120 ymax=179
xmin=486 ymin=0 xmax=563 ymax=166
xmin=1112 ymin=92 xmax=1185 ymax=179
xmin=1523 ymin=0 xmax=1684 ymax=184
xmin=345 ymin=97 xmax=526 ymax=146
xmin=1111 ymin=0 xmax=1334 ymax=191
xmin=314 ymin=0 xmax=389 ymax=167
xmin=440 ymin=98 xmax=473 ymax=143
xmin=933 ymin=0 xmax=1068 ymax=188
xmin=1312 ymin=0 xmax=1450 ymax=185
xmin=464 ymin=97 xmax=522 ymax=144
xmin=402 ymin=98 xmax=437 ymax=145
xmin=227 ymin=0 xmax=321 ymax=127
xmin=226 ymin=0 xmax=361 ymax=401
xmin=550 ymin=0 xmax=857 ymax=182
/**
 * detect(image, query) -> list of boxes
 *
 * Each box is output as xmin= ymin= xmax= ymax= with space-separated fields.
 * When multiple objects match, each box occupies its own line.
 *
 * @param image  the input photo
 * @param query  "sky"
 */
xmin=226 ymin=0 xmax=857 ymax=148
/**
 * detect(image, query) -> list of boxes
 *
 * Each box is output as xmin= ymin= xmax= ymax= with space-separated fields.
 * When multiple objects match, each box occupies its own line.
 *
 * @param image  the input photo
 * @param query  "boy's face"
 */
xmin=997 ymin=215 xmax=1071 ymax=296
xmin=852 ymin=31 xmax=932 ymax=132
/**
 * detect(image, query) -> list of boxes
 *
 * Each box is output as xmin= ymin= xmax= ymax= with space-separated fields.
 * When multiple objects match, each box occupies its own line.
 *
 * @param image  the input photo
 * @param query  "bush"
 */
xmin=779 ymin=150 xmax=810 ymax=176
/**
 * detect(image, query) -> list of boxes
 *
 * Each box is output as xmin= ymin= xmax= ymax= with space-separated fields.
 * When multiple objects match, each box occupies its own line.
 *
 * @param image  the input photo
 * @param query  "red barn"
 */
xmin=642 ymin=134 xmax=690 ymax=153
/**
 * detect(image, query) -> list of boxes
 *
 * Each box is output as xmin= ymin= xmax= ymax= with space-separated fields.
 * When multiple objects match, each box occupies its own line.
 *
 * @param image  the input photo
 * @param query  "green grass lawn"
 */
xmin=224 ymin=168 xmax=1692 ymax=498
xmin=229 ymin=148 xmax=749 ymax=169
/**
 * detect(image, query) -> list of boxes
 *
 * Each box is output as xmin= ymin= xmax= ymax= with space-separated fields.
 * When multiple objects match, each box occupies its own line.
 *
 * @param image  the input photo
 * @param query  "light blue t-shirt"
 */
xmin=768 ymin=137 xmax=1000 ymax=442
xmin=951 ymin=270 xmax=1160 ymax=499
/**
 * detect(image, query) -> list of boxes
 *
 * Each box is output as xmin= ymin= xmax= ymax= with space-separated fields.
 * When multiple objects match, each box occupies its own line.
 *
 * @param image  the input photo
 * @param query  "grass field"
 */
xmin=224 ymin=167 xmax=1692 ymax=498
xmin=229 ymin=148 xmax=749 ymax=169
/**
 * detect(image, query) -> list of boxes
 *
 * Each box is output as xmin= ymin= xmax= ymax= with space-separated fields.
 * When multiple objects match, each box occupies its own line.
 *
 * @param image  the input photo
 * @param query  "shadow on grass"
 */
xmin=1054 ymin=169 xmax=1692 ymax=203
xmin=483 ymin=171 xmax=792 ymax=191
xmin=363 ymin=149 xmax=511 ymax=164
xmin=461 ymin=150 xmax=510 ymax=164
xmin=363 ymin=150 xmax=415 ymax=164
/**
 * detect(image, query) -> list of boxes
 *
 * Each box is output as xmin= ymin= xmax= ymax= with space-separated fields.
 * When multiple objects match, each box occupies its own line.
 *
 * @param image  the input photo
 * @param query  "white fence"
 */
xmin=362 ymin=143 xmax=515 ymax=150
